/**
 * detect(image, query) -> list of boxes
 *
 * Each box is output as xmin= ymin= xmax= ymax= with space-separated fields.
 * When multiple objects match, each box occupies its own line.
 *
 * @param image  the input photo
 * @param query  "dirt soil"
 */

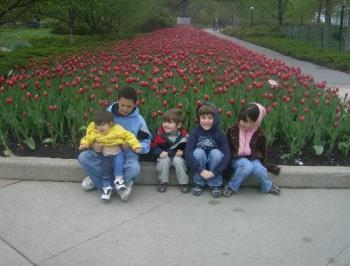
xmin=1 ymin=140 xmax=349 ymax=166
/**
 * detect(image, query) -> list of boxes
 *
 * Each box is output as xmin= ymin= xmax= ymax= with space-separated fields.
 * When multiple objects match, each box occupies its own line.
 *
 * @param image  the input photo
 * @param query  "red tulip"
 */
xmin=6 ymin=97 xmax=13 ymax=104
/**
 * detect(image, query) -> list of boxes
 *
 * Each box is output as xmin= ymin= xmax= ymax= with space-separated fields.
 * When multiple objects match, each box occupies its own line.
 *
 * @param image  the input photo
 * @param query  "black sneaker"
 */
xmin=269 ymin=184 xmax=281 ymax=196
xmin=157 ymin=182 xmax=168 ymax=193
xmin=223 ymin=185 xmax=236 ymax=197
xmin=211 ymin=187 xmax=221 ymax=198
xmin=179 ymin=184 xmax=190 ymax=193
xmin=192 ymin=185 xmax=203 ymax=196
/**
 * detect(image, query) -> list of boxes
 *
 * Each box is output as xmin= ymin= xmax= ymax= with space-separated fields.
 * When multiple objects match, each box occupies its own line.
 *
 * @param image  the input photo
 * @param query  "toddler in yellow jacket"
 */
xmin=79 ymin=110 xmax=141 ymax=200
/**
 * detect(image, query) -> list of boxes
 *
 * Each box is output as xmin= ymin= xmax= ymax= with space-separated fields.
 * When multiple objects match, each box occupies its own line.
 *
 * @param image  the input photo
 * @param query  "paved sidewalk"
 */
xmin=1 ymin=180 xmax=350 ymax=266
xmin=205 ymin=29 xmax=350 ymax=98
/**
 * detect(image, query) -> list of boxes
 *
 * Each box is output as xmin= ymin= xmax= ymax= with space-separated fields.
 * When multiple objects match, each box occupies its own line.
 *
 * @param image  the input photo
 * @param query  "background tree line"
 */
xmin=1 ymin=0 xmax=349 ymax=38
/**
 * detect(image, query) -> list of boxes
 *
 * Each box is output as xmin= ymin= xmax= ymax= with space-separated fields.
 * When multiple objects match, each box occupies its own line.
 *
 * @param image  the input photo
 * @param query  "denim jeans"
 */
xmin=192 ymin=148 xmax=223 ymax=188
xmin=228 ymin=157 xmax=272 ymax=192
xmin=78 ymin=149 xmax=140 ymax=190
xmin=101 ymin=152 xmax=124 ymax=188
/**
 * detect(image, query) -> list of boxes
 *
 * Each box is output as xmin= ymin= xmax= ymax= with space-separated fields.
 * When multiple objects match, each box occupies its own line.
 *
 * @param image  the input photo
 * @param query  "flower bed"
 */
xmin=0 ymin=27 xmax=349 ymax=160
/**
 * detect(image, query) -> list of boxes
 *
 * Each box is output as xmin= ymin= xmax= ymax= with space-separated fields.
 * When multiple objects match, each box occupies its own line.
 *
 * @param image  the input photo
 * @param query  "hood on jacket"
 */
xmin=195 ymin=102 xmax=221 ymax=132
xmin=250 ymin=102 xmax=266 ymax=131
xmin=108 ymin=102 xmax=139 ymax=118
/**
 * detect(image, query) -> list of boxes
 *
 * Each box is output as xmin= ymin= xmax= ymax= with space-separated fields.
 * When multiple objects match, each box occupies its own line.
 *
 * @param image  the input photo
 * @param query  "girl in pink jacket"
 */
xmin=224 ymin=103 xmax=281 ymax=196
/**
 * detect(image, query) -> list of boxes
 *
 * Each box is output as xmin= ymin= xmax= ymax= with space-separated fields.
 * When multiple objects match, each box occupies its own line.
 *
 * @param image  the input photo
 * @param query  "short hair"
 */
xmin=118 ymin=86 xmax=137 ymax=103
xmin=198 ymin=105 xmax=215 ymax=117
xmin=163 ymin=108 xmax=185 ymax=125
xmin=238 ymin=103 xmax=259 ymax=122
xmin=94 ymin=110 xmax=114 ymax=125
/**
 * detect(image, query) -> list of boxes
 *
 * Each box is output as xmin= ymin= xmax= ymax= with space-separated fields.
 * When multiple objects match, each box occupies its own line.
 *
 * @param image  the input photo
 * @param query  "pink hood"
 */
xmin=238 ymin=103 xmax=266 ymax=156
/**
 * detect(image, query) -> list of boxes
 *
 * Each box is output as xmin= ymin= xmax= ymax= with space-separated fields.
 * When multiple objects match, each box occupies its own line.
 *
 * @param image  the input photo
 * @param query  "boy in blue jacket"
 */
xmin=78 ymin=86 xmax=152 ymax=201
xmin=185 ymin=103 xmax=230 ymax=198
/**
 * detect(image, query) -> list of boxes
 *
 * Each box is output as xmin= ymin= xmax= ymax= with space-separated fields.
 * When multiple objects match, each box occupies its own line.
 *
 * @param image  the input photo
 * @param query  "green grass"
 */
xmin=0 ymin=27 xmax=132 ymax=76
xmin=222 ymin=26 xmax=350 ymax=73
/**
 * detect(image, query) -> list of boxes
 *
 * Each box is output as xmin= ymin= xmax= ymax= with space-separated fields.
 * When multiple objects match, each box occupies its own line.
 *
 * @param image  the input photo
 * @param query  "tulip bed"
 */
xmin=0 ymin=27 xmax=349 ymax=159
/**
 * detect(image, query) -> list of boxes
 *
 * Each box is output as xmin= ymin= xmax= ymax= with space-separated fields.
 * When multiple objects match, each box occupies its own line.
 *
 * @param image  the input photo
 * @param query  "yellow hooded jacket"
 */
xmin=80 ymin=122 xmax=141 ymax=154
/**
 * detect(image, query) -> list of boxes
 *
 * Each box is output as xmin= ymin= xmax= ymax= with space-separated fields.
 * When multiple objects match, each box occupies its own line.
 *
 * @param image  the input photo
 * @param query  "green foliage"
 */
xmin=223 ymin=26 xmax=350 ymax=72
xmin=0 ymin=28 xmax=122 ymax=75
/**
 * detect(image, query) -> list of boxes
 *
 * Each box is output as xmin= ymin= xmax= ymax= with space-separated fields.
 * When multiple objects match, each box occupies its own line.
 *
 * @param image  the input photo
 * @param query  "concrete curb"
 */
xmin=1 ymin=157 xmax=349 ymax=188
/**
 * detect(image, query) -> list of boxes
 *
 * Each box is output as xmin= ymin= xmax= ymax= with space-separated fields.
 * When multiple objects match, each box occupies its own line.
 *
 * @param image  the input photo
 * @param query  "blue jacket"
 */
xmin=185 ymin=103 xmax=230 ymax=176
xmin=108 ymin=102 xmax=152 ymax=154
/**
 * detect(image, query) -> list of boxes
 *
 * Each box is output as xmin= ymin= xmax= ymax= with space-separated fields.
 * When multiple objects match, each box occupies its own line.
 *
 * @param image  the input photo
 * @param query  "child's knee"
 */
xmin=193 ymin=148 xmax=206 ymax=159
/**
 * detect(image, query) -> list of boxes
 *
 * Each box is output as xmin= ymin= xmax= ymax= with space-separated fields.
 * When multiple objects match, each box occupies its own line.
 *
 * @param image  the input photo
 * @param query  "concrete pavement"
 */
xmin=1 ymin=181 xmax=350 ymax=266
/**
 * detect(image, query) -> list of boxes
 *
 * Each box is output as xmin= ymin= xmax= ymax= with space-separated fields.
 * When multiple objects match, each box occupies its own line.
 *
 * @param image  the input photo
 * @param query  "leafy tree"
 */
xmin=0 ymin=0 xmax=38 ymax=25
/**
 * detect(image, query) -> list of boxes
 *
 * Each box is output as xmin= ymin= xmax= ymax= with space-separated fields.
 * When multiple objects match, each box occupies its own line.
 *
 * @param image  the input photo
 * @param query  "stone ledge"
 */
xmin=0 ymin=157 xmax=349 ymax=188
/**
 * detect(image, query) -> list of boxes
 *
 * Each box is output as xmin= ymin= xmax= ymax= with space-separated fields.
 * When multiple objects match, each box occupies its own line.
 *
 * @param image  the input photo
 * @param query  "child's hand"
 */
xmin=79 ymin=143 xmax=88 ymax=150
xmin=159 ymin=151 xmax=168 ymax=158
xmin=201 ymin=170 xmax=214 ymax=180
xmin=134 ymin=147 xmax=141 ymax=154
xmin=175 ymin=150 xmax=183 ymax=157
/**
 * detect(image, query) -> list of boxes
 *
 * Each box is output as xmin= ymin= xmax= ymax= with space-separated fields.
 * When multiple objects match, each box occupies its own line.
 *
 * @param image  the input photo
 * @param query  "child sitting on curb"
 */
xmin=151 ymin=108 xmax=190 ymax=193
xmin=224 ymin=103 xmax=281 ymax=197
xmin=79 ymin=110 xmax=141 ymax=200
xmin=185 ymin=103 xmax=230 ymax=198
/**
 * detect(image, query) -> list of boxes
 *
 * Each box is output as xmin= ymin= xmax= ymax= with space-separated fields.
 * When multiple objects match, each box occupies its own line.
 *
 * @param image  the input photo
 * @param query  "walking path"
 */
xmin=205 ymin=29 xmax=350 ymax=98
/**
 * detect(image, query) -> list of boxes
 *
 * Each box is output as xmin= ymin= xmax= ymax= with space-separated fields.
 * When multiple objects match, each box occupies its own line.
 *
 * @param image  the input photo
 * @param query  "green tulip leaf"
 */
xmin=313 ymin=145 xmax=324 ymax=155
xmin=23 ymin=137 xmax=36 ymax=150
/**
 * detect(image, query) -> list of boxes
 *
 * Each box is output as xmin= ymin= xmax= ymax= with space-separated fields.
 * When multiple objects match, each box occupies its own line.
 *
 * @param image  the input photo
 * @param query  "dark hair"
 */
xmin=163 ymin=108 xmax=185 ymax=125
xmin=238 ymin=103 xmax=260 ymax=122
xmin=118 ymin=86 xmax=137 ymax=103
xmin=94 ymin=110 xmax=114 ymax=125
xmin=198 ymin=105 xmax=215 ymax=117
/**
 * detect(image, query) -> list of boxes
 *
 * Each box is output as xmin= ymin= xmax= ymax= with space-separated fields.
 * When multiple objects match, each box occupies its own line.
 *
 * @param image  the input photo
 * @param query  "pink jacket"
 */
xmin=237 ymin=103 xmax=266 ymax=156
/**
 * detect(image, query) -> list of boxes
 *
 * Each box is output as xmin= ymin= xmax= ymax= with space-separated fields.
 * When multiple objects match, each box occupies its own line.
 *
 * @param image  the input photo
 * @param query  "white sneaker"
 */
xmin=101 ymin=186 xmax=113 ymax=200
xmin=114 ymin=179 xmax=126 ymax=191
xmin=81 ymin=176 xmax=95 ymax=191
xmin=118 ymin=181 xmax=133 ymax=202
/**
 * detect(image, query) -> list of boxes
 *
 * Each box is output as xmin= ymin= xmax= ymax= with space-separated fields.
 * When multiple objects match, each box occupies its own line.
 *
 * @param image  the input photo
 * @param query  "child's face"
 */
xmin=96 ymin=122 xmax=112 ymax=135
xmin=199 ymin=114 xmax=214 ymax=131
xmin=239 ymin=117 xmax=255 ymax=130
xmin=118 ymin=97 xmax=136 ymax=116
xmin=162 ymin=120 xmax=181 ymax=133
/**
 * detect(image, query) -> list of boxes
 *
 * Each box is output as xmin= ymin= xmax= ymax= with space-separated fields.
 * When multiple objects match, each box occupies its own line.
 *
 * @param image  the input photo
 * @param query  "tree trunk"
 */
xmin=68 ymin=12 xmax=75 ymax=44
xmin=323 ymin=0 xmax=332 ymax=48
xmin=316 ymin=2 xmax=323 ymax=25
xmin=277 ymin=0 xmax=283 ymax=25
xmin=345 ymin=10 xmax=350 ymax=52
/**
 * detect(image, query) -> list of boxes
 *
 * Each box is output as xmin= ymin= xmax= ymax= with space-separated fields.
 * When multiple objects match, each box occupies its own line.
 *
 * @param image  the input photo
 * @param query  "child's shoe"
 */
xmin=179 ymin=184 xmax=190 ymax=193
xmin=157 ymin=182 xmax=168 ymax=193
xmin=82 ymin=176 xmax=95 ymax=191
xmin=223 ymin=185 xmax=236 ymax=197
xmin=211 ymin=187 xmax=221 ymax=198
xmin=192 ymin=185 xmax=203 ymax=196
xmin=114 ymin=178 xmax=126 ymax=191
xmin=269 ymin=184 xmax=281 ymax=195
xmin=101 ymin=186 xmax=113 ymax=200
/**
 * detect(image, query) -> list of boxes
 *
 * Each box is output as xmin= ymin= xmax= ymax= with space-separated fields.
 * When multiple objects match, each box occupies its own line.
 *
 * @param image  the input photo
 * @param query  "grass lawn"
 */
xmin=0 ymin=27 xmax=123 ymax=76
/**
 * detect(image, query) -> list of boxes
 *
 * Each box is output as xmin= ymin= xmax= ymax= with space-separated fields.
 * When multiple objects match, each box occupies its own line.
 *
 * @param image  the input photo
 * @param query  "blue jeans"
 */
xmin=192 ymin=148 xmax=223 ymax=188
xmin=228 ymin=157 xmax=272 ymax=192
xmin=101 ymin=152 xmax=124 ymax=188
xmin=78 ymin=149 xmax=140 ymax=190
